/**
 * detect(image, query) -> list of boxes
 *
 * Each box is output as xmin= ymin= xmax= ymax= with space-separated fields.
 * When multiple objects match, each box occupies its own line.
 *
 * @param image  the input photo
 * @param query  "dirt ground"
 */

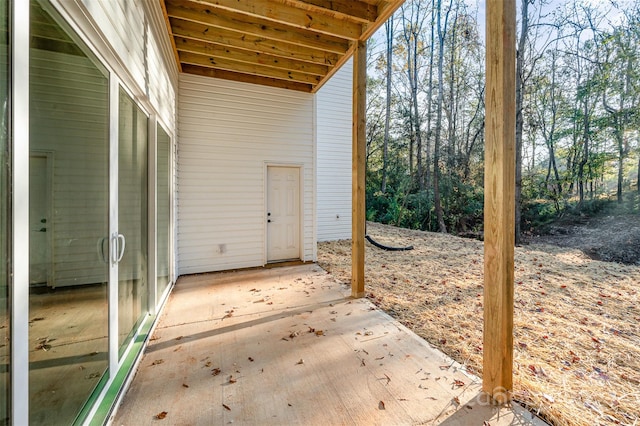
xmin=317 ymin=221 xmax=640 ymax=426
xmin=530 ymin=213 xmax=640 ymax=265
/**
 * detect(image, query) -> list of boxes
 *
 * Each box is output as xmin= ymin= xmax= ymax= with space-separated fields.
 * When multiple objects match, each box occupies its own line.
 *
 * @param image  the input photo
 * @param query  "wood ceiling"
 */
xmin=161 ymin=0 xmax=405 ymax=92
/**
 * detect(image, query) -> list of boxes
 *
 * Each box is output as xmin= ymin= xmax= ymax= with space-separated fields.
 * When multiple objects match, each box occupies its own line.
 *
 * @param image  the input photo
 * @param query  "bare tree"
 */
xmin=433 ymin=0 xmax=453 ymax=233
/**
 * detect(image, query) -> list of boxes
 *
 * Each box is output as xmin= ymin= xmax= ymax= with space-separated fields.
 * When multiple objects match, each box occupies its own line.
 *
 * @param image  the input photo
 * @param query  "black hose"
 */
xmin=365 ymin=234 xmax=414 ymax=251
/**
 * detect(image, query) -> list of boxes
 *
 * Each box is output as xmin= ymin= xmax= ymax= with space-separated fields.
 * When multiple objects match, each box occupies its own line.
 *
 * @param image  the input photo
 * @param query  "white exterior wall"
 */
xmin=53 ymin=0 xmax=177 ymax=131
xmin=316 ymin=59 xmax=353 ymax=241
xmin=178 ymin=74 xmax=315 ymax=275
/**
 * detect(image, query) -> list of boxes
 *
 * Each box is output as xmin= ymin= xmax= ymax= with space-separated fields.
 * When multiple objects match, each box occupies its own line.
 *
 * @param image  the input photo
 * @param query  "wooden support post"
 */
xmin=483 ymin=0 xmax=516 ymax=403
xmin=351 ymin=40 xmax=366 ymax=299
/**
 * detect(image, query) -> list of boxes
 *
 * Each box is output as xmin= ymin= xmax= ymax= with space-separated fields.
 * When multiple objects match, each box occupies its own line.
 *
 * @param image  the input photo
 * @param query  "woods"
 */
xmin=365 ymin=0 xmax=640 ymax=240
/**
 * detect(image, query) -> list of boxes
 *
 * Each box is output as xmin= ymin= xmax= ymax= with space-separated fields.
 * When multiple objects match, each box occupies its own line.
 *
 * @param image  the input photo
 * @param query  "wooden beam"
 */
xmin=160 ymin=0 xmax=183 ymax=72
xmin=483 ymin=0 xmax=516 ymax=404
xmin=167 ymin=1 xmax=349 ymax=54
xmin=190 ymin=0 xmax=362 ymax=39
xmin=174 ymin=37 xmax=329 ymax=76
xmin=360 ymin=0 xmax=404 ymax=41
xmin=275 ymin=0 xmax=378 ymax=23
xmin=351 ymin=39 xmax=366 ymax=299
xmin=170 ymin=18 xmax=342 ymax=66
xmin=178 ymin=51 xmax=322 ymax=85
xmin=182 ymin=63 xmax=313 ymax=92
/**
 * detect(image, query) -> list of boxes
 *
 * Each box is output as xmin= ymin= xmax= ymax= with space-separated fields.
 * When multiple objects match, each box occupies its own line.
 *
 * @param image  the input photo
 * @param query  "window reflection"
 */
xmin=157 ymin=125 xmax=171 ymax=301
xmin=0 ymin=0 xmax=10 ymax=423
xmin=28 ymin=1 xmax=109 ymax=424
xmin=118 ymin=89 xmax=148 ymax=355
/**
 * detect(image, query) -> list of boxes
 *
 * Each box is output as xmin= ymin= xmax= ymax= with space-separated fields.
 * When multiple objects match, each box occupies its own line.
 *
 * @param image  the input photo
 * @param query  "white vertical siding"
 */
xmin=178 ymin=75 xmax=315 ymax=275
xmin=316 ymin=59 xmax=353 ymax=241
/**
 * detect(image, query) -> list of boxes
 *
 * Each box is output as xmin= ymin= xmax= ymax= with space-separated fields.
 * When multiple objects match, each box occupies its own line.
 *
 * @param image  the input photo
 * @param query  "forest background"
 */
xmin=364 ymin=0 xmax=639 ymax=243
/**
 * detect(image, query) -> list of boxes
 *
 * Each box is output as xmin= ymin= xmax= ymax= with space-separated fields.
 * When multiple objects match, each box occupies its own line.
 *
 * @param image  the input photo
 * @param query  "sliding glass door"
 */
xmin=28 ymin=1 xmax=109 ymax=423
xmin=14 ymin=0 xmax=172 ymax=422
xmin=0 ymin=0 xmax=10 ymax=422
xmin=157 ymin=125 xmax=171 ymax=301
xmin=118 ymin=89 xmax=149 ymax=355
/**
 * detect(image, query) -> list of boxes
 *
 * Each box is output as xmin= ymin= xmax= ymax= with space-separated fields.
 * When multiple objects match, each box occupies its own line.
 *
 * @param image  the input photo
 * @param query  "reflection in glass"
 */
xmin=28 ymin=1 xmax=109 ymax=424
xmin=157 ymin=125 xmax=171 ymax=301
xmin=118 ymin=89 xmax=148 ymax=356
xmin=0 ymin=0 xmax=10 ymax=423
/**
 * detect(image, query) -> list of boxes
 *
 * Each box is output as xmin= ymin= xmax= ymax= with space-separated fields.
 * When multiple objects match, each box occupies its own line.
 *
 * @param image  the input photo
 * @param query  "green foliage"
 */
xmin=363 ymin=0 xmax=640 ymax=240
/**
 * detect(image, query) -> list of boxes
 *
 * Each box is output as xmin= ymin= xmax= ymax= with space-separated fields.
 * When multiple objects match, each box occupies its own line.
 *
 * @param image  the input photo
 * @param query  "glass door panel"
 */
xmin=156 ymin=125 xmax=171 ymax=301
xmin=28 ymin=1 xmax=109 ymax=424
xmin=118 ymin=89 xmax=148 ymax=356
xmin=0 ymin=0 xmax=10 ymax=422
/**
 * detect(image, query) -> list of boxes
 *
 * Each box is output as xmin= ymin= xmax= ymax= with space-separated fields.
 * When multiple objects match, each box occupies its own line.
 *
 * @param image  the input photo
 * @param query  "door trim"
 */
xmin=29 ymin=151 xmax=54 ymax=286
xmin=264 ymin=163 xmax=304 ymax=265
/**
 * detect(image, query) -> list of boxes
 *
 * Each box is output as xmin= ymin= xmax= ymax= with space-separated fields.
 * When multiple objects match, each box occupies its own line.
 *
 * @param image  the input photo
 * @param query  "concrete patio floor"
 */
xmin=111 ymin=264 xmax=545 ymax=425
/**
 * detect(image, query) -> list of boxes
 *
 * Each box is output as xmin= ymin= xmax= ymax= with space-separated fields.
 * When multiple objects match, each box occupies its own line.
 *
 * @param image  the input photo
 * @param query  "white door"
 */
xmin=267 ymin=166 xmax=301 ymax=262
xmin=29 ymin=154 xmax=51 ymax=285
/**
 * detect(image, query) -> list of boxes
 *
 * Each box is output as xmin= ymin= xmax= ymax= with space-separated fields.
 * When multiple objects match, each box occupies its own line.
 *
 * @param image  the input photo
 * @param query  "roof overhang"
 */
xmin=161 ymin=0 xmax=405 ymax=92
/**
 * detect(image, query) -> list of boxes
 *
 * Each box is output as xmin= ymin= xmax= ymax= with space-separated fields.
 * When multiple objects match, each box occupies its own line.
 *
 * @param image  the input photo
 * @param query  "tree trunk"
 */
xmin=424 ymin=0 xmax=436 ymax=191
xmin=514 ymin=0 xmax=529 ymax=245
xmin=381 ymin=19 xmax=393 ymax=193
xmin=433 ymin=0 xmax=450 ymax=233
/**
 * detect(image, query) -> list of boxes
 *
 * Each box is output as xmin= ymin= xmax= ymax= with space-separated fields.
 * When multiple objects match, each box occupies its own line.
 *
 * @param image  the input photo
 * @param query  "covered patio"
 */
xmin=112 ymin=265 xmax=542 ymax=425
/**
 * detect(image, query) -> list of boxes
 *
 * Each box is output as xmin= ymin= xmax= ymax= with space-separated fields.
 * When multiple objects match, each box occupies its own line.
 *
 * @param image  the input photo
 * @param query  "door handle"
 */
xmin=111 ymin=233 xmax=126 ymax=264
xmin=117 ymin=233 xmax=126 ymax=263
xmin=98 ymin=237 xmax=108 ymax=263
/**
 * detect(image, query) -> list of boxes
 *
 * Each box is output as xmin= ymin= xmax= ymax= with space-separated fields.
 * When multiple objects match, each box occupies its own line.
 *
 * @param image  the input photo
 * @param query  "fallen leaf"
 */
xmin=453 ymin=379 xmax=465 ymax=387
xmin=378 ymin=401 xmax=385 ymax=410
xmin=155 ymin=411 xmax=168 ymax=420
xmin=315 ymin=330 xmax=324 ymax=336
xmin=182 ymin=383 xmax=189 ymax=388
xmin=151 ymin=359 xmax=164 ymax=366
xmin=222 ymin=404 xmax=231 ymax=411
xmin=296 ymin=359 xmax=304 ymax=365
xmin=211 ymin=368 xmax=221 ymax=376
xmin=248 ymin=357 xmax=254 ymax=362
xmin=228 ymin=375 xmax=237 ymax=384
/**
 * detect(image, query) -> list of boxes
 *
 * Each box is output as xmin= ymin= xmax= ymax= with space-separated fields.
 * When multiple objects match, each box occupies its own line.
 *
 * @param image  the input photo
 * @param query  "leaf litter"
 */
xmin=318 ymin=221 xmax=640 ymax=426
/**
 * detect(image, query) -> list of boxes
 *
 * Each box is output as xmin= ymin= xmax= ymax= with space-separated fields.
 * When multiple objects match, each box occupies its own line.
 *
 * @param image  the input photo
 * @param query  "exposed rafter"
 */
xmin=161 ymin=0 xmax=404 ymax=92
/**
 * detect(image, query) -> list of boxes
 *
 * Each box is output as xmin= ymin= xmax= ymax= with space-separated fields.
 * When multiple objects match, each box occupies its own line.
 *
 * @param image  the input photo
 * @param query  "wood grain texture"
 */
xmin=162 ymin=0 xmax=405 ymax=91
xmin=351 ymin=40 xmax=366 ymax=298
xmin=483 ymin=0 xmax=516 ymax=402
xmin=188 ymin=0 xmax=362 ymax=40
